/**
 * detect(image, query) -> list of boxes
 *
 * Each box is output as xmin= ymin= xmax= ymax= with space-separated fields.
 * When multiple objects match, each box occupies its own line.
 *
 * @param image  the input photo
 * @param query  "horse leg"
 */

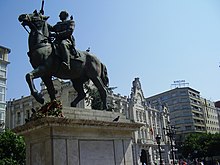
xmin=70 ymin=80 xmax=86 ymax=107
xmin=41 ymin=76 xmax=56 ymax=102
xmin=26 ymin=65 xmax=48 ymax=104
xmin=90 ymin=76 xmax=108 ymax=110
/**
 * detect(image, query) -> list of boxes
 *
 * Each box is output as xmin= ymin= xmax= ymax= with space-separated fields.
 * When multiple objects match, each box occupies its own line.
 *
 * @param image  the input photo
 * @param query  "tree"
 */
xmin=181 ymin=133 xmax=201 ymax=158
xmin=84 ymin=82 xmax=117 ymax=110
xmin=207 ymin=133 xmax=220 ymax=156
xmin=84 ymin=83 xmax=103 ymax=110
xmin=181 ymin=133 xmax=220 ymax=159
xmin=0 ymin=129 xmax=25 ymax=165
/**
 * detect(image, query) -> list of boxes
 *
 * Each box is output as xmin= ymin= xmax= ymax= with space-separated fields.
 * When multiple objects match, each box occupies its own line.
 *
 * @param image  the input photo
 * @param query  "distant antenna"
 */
xmin=170 ymin=80 xmax=189 ymax=89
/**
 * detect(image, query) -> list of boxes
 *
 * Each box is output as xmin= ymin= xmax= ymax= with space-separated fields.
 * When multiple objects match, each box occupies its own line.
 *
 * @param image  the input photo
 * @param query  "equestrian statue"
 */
xmin=18 ymin=9 xmax=109 ymax=110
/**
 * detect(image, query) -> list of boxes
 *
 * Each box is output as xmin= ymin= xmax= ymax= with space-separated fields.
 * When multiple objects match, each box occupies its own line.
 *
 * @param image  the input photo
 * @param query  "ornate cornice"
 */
xmin=13 ymin=117 xmax=144 ymax=134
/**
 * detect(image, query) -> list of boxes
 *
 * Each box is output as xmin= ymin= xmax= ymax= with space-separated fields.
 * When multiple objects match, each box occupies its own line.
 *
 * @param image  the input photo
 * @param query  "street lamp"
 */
xmin=156 ymin=134 xmax=163 ymax=165
xmin=164 ymin=124 xmax=176 ymax=165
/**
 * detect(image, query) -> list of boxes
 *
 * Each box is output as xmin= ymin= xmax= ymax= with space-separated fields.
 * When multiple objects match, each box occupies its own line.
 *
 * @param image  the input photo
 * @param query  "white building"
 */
xmin=128 ymin=78 xmax=173 ymax=165
xmin=0 ymin=45 xmax=10 ymax=132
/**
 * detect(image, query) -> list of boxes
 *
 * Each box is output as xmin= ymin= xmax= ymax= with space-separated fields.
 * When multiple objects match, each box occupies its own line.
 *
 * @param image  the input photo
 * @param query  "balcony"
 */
xmin=137 ymin=138 xmax=155 ymax=146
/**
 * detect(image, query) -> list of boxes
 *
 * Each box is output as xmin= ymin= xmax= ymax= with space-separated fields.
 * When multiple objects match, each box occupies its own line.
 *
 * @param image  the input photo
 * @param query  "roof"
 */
xmin=0 ymin=45 xmax=11 ymax=53
xmin=146 ymin=87 xmax=200 ymax=99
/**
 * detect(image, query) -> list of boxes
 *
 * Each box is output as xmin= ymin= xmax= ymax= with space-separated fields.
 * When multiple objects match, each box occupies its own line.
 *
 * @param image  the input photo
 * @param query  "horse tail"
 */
xmin=101 ymin=63 xmax=109 ymax=87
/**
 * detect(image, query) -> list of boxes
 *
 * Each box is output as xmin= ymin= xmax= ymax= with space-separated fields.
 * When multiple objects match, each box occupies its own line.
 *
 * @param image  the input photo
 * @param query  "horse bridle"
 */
xmin=21 ymin=14 xmax=49 ymax=41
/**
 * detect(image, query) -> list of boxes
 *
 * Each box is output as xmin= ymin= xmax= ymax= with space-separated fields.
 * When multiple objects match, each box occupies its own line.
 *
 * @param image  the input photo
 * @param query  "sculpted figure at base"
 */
xmin=18 ymin=10 xmax=109 ymax=109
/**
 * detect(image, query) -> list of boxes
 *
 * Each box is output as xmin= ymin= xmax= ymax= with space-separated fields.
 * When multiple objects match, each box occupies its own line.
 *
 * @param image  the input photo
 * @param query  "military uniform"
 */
xmin=50 ymin=11 xmax=76 ymax=70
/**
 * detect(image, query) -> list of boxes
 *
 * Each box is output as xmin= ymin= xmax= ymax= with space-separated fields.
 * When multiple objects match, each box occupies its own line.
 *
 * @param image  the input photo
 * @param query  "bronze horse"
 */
xmin=18 ymin=11 xmax=109 ymax=109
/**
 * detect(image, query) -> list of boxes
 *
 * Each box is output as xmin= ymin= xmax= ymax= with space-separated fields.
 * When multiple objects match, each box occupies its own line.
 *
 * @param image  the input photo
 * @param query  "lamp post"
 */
xmin=164 ymin=124 xmax=176 ymax=165
xmin=156 ymin=134 xmax=163 ymax=165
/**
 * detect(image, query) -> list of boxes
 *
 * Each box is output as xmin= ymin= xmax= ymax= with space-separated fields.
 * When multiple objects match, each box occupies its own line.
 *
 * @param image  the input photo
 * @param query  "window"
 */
xmin=180 ymin=91 xmax=187 ymax=95
xmin=0 ymin=87 xmax=5 ymax=102
xmin=0 ymin=103 xmax=5 ymax=109
xmin=136 ymin=111 xmax=139 ymax=121
xmin=173 ymin=99 xmax=178 ymax=104
xmin=143 ymin=112 xmax=146 ymax=122
xmin=0 ymin=112 xmax=4 ymax=120
xmin=180 ymin=98 xmax=188 ymax=103
xmin=184 ymin=118 xmax=192 ymax=123
xmin=182 ymin=105 xmax=189 ymax=110
xmin=0 ymin=94 xmax=4 ymax=102
xmin=161 ymin=95 xmax=169 ymax=101
xmin=0 ymin=64 xmax=6 ymax=70
xmin=0 ymin=71 xmax=6 ymax=78
xmin=185 ymin=126 xmax=191 ymax=130
xmin=26 ymin=110 xmax=30 ymax=119
xmin=0 ymin=79 xmax=5 ymax=85
xmin=139 ymin=112 xmax=142 ymax=122
xmin=17 ymin=112 xmax=21 ymax=124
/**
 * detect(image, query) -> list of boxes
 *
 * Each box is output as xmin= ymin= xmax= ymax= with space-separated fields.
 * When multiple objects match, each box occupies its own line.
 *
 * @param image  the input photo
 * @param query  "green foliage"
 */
xmin=84 ymin=83 xmax=116 ymax=110
xmin=207 ymin=133 xmax=220 ymax=156
xmin=86 ymin=86 xmax=103 ymax=110
xmin=0 ymin=158 xmax=20 ymax=165
xmin=0 ymin=129 xmax=25 ymax=165
xmin=181 ymin=133 xmax=220 ymax=158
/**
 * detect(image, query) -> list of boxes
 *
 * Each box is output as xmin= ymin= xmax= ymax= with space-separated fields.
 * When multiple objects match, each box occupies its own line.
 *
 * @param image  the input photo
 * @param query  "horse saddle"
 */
xmin=69 ymin=48 xmax=84 ymax=63
xmin=52 ymin=44 xmax=84 ymax=63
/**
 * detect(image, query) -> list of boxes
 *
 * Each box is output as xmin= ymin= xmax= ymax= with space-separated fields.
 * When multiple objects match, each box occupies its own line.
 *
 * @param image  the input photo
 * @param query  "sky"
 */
xmin=1 ymin=0 xmax=220 ymax=102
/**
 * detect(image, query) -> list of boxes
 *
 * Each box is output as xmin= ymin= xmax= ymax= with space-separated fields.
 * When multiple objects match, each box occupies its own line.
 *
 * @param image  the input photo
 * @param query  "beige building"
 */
xmin=146 ymin=87 xmax=206 ymax=135
xmin=201 ymin=98 xmax=220 ymax=133
xmin=146 ymin=87 xmax=220 ymax=147
xmin=0 ymin=45 xmax=10 ymax=132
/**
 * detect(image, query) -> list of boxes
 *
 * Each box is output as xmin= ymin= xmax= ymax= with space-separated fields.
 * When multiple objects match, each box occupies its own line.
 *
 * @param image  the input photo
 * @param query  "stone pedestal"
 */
xmin=13 ymin=107 xmax=142 ymax=165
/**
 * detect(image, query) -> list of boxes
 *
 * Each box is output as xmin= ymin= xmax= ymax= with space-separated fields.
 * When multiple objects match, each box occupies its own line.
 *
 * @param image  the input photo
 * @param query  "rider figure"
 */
xmin=51 ymin=11 xmax=77 ymax=70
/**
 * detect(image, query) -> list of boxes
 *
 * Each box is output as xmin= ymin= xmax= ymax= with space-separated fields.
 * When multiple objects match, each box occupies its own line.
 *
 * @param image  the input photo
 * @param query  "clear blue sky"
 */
xmin=1 ymin=0 xmax=220 ymax=101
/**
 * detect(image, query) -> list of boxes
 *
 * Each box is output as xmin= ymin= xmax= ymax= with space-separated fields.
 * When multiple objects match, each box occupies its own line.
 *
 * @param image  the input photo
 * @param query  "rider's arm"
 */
xmin=47 ymin=23 xmax=55 ymax=32
xmin=56 ymin=20 xmax=75 ymax=39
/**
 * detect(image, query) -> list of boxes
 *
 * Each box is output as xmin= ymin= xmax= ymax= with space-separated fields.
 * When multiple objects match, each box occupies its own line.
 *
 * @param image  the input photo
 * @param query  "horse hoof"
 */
xmin=32 ymin=92 xmax=44 ymax=104
xmin=103 ymin=104 xmax=108 ymax=110
xmin=36 ymin=97 xmax=44 ymax=104
xmin=71 ymin=102 xmax=77 ymax=107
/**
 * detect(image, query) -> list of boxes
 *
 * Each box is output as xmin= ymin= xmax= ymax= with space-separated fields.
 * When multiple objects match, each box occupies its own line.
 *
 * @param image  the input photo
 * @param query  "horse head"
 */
xmin=19 ymin=10 xmax=51 ymax=51
xmin=18 ymin=10 xmax=50 ymax=31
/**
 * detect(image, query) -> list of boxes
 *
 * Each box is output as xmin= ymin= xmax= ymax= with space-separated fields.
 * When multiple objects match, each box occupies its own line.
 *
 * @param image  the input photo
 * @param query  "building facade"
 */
xmin=128 ymin=78 xmax=173 ymax=165
xmin=6 ymin=78 xmax=173 ymax=165
xmin=146 ymin=87 xmax=220 ymax=145
xmin=201 ymin=98 xmax=220 ymax=134
xmin=6 ymin=79 xmax=128 ymax=129
xmin=0 ymin=45 xmax=10 ymax=132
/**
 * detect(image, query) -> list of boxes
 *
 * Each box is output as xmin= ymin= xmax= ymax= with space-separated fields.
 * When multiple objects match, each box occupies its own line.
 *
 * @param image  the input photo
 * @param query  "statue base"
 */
xmin=13 ymin=107 xmax=142 ymax=165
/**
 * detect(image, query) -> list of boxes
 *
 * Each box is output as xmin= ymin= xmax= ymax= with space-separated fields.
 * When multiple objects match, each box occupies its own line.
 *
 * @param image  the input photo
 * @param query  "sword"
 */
xmin=40 ymin=0 xmax=45 ymax=15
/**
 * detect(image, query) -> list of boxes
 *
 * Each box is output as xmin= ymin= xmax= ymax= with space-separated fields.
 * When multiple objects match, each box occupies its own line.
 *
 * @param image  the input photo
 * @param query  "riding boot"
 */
xmin=60 ymin=45 xmax=70 ymax=70
xmin=70 ymin=36 xmax=79 ymax=58
xmin=62 ymin=56 xmax=70 ymax=70
xmin=72 ymin=47 xmax=79 ymax=58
